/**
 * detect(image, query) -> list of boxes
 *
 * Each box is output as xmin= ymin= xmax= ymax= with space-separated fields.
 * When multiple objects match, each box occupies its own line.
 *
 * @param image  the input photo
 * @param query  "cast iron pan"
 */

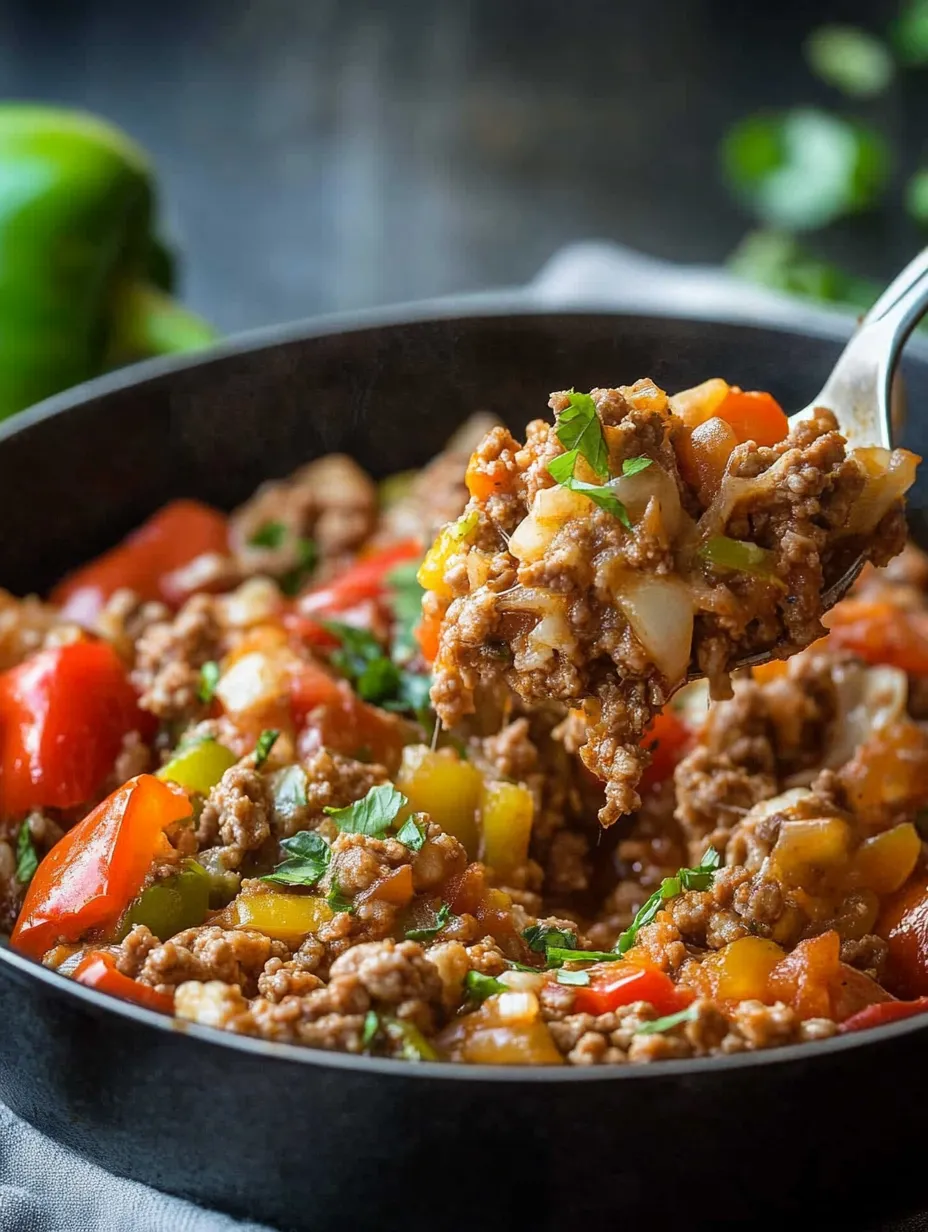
xmin=1 ymin=299 xmax=928 ymax=1232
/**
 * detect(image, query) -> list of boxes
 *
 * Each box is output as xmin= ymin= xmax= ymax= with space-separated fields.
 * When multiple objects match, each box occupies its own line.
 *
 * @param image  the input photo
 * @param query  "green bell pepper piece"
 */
xmin=0 ymin=104 xmax=217 ymax=420
xmin=156 ymin=738 xmax=238 ymax=795
xmin=120 ymin=859 xmax=211 ymax=940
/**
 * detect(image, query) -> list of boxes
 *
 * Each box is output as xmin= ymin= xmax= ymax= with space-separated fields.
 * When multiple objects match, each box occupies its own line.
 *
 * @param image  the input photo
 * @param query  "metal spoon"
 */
xmin=691 ymin=246 xmax=928 ymax=680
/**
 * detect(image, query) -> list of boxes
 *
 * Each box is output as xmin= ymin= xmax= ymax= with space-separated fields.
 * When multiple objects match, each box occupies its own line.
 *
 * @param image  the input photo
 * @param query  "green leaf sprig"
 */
xmin=615 ymin=846 xmax=722 ymax=955
xmin=323 ymin=783 xmax=407 ymax=837
xmin=15 ymin=822 xmax=38 ymax=886
xmin=405 ymin=902 xmax=452 ymax=942
xmin=261 ymin=830 xmax=331 ymax=888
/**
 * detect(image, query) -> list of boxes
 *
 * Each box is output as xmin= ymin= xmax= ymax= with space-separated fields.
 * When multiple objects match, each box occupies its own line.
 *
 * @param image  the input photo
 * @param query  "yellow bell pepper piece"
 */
xmin=771 ymin=817 xmax=851 ymax=882
xmin=709 ymin=936 xmax=784 ymax=1001
xmin=850 ymin=822 xmax=921 ymax=895
xmin=480 ymin=780 xmax=534 ymax=878
xmin=396 ymin=744 xmax=482 ymax=857
xmin=232 ymin=890 xmax=334 ymax=944
xmin=156 ymin=739 xmax=238 ymax=795
xmin=417 ymin=511 xmax=479 ymax=600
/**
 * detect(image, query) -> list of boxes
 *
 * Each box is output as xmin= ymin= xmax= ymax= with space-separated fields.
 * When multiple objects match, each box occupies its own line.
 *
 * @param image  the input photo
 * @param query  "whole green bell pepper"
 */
xmin=0 ymin=104 xmax=216 ymax=420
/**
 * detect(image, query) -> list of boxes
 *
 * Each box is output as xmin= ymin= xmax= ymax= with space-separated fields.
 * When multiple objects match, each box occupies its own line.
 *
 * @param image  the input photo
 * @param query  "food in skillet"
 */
xmin=425 ymin=380 xmax=916 ymax=825
xmin=2 ymin=381 xmax=928 ymax=1067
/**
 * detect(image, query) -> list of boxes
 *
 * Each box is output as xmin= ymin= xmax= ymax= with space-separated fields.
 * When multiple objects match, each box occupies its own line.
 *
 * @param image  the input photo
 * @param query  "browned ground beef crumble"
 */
xmin=3 ymin=377 xmax=925 ymax=1067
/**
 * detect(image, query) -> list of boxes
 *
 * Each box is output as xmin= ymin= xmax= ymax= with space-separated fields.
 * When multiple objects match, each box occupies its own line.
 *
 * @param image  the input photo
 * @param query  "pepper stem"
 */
xmin=105 ymin=279 xmax=218 ymax=367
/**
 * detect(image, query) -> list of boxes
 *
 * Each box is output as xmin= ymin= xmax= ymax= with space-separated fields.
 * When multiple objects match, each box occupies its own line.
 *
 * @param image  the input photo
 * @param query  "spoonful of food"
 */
xmin=418 ymin=249 xmax=927 ymax=826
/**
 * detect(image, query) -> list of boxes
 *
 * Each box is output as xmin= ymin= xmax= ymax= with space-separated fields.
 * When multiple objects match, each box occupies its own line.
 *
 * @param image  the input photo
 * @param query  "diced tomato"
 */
xmin=638 ymin=708 xmax=691 ymax=792
xmin=52 ymin=499 xmax=229 ymax=623
xmin=289 ymin=661 xmax=362 ymax=725
xmin=298 ymin=539 xmax=421 ymax=615
xmin=570 ymin=962 xmax=691 ymax=1017
xmin=825 ymin=599 xmax=928 ymax=675
xmin=0 ymin=641 xmax=151 ymax=817
xmin=11 ymin=774 xmax=191 ymax=960
xmin=767 ymin=931 xmax=841 ymax=1020
xmin=877 ymin=880 xmax=928 ymax=999
xmin=292 ymin=662 xmax=407 ymax=771
xmin=72 ymin=951 xmax=175 ymax=1014
xmin=839 ymin=997 xmax=928 ymax=1034
xmin=716 ymin=388 xmax=789 ymax=448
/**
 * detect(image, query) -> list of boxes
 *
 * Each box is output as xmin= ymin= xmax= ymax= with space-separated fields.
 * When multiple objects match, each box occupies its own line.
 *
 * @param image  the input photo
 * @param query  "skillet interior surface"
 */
xmin=1 ymin=307 xmax=927 ymax=1230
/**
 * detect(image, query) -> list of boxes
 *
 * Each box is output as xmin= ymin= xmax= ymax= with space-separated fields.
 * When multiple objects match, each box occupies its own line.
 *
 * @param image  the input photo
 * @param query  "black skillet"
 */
xmin=1 ymin=293 xmax=928 ymax=1232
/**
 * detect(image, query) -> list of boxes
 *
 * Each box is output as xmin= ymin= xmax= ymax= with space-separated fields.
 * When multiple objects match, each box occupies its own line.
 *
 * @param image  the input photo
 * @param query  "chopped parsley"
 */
xmin=387 ymin=561 xmax=426 ymax=665
xmin=395 ymin=816 xmax=426 ymax=852
xmin=323 ymin=783 xmax=406 ymax=837
xmin=249 ymin=520 xmax=287 ymax=549
xmin=254 ymin=729 xmax=280 ymax=767
xmin=261 ymin=830 xmax=330 ymax=888
xmin=547 ymin=450 xmax=632 ymax=529
xmin=279 ymin=537 xmax=319 ymax=597
xmin=546 ymin=947 xmax=624 ymax=966
xmin=555 ymin=968 xmax=591 ymax=987
xmin=634 ymin=1005 xmax=699 ymax=1035
xmin=197 ymin=660 xmax=220 ymax=704
xmin=15 ymin=822 xmax=38 ymax=886
xmin=324 ymin=620 xmax=431 ymax=717
xmin=621 ymin=456 xmax=653 ymax=477
xmin=464 ymin=970 xmax=507 ymax=1001
xmin=522 ymin=924 xmax=578 ymax=955
xmin=615 ymin=846 xmax=722 ymax=955
xmin=553 ymin=391 xmax=609 ymax=479
xmin=326 ymin=879 xmax=355 ymax=914
xmin=272 ymin=765 xmax=309 ymax=821
xmin=361 ymin=1009 xmax=380 ymax=1050
xmin=405 ymin=902 xmax=452 ymax=941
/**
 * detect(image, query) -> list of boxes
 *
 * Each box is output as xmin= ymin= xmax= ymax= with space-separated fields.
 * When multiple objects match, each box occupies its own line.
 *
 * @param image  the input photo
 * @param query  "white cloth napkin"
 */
xmin=0 ymin=242 xmax=916 ymax=1232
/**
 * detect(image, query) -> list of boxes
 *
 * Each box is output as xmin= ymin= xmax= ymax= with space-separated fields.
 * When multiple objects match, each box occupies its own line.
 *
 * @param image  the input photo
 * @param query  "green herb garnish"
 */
xmin=546 ymin=947 xmax=624 ymax=966
xmin=15 ymin=822 xmax=38 ymax=886
xmin=464 ymin=970 xmax=508 ymax=1001
xmin=323 ymin=783 xmax=407 ymax=837
xmin=279 ymin=537 xmax=319 ymax=597
xmin=547 ymin=451 xmax=631 ymax=528
xmin=326 ymin=879 xmax=355 ymax=914
xmin=615 ymin=847 xmax=721 ymax=955
xmin=361 ymin=1009 xmax=380 ymax=1050
xmin=261 ymin=830 xmax=330 ymax=888
xmin=634 ymin=1005 xmax=699 ymax=1035
xmin=325 ymin=619 xmax=431 ymax=717
xmin=197 ymin=660 xmax=220 ymax=704
xmin=621 ymin=456 xmax=653 ymax=477
xmin=387 ymin=561 xmax=426 ymax=665
xmin=254 ymin=729 xmax=280 ymax=768
xmin=405 ymin=902 xmax=452 ymax=942
xmin=553 ymin=391 xmax=608 ymax=479
xmin=382 ymin=1017 xmax=439 ymax=1061
xmin=522 ymin=924 xmax=578 ymax=955
xmin=556 ymin=968 xmax=592 ymax=987
xmin=395 ymin=816 xmax=426 ymax=852
xmin=249 ymin=520 xmax=288 ymax=549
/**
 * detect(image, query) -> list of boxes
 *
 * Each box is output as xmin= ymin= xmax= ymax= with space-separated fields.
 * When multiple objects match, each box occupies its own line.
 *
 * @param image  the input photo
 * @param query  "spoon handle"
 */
xmin=795 ymin=246 xmax=928 ymax=450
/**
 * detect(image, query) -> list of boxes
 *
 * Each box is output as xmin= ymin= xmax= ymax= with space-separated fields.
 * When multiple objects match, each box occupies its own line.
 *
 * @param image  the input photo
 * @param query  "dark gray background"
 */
xmin=2 ymin=0 xmax=924 ymax=333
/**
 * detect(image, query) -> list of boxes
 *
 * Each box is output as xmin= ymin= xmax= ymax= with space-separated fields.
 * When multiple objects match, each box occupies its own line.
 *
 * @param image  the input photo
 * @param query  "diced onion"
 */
xmin=671 ymin=378 xmax=730 ymax=428
xmin=215 ymin=651 xmax=289 ymax=717
xmin=615 ymin=574 xmax=694 ymax=684
xmin=222 ymin=577 xmax=282 ymax=628
xmin=532 ymin=484 xmax=589 ymax=523
xmin=843 ymin=446 xmax=919 ymax=536
xmin=496 ymin=991 xmax=540 ymax=1024
xmin=509 ymin=515 xmax=552 ymax=564
xmin=606 ymin=463 xmax=683 ymax=539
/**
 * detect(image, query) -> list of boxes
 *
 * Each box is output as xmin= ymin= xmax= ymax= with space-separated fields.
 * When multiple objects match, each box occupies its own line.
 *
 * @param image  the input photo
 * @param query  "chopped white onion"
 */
xmin=824 ymin=662 xmax=908 ymax=768
xmin=607 ymin=463 xmax=683 ymax=539
xmin=615 ymin=574 xmax=694 ymax=685
xmin=215 ymin=651 xmax=289 ymax=717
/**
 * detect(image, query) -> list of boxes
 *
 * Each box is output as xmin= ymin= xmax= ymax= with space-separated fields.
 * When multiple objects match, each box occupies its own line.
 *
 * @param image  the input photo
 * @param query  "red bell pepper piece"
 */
xmin=0 ymin=641 xmax=150 ymax=817
xmin=72 ymin=951 xmax=175 ymax=1014
xmin=297 ymin=538 xmax=421 ymax=615
xmin=52 ymin=499 xmax=229 ymax=623
xmin=638 ymin=708 xmax=691 ymax=792
xmin=570 ymin=962 xmax=691 ymax=1017
xmin=280 ymin=610 xmax=341 ymax=651
xmin=716 ymin=388 xmax=789 ymax=448
xmin=839 ymin=997 xmax=928 ymax=1033
xmin=11 ymin=774 xmax=191 ymax=960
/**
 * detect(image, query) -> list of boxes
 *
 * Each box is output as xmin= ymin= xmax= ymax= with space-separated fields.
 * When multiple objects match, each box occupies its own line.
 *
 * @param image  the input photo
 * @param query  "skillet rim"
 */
xmin=2 ymin=290 xmax=927 ymax=1082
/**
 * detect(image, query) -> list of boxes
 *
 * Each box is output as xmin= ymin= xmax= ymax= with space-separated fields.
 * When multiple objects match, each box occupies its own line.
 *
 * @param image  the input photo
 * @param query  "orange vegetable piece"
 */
xmin=767 ymin=930 xmax=841 ymax=1020
xmin=364 ymin=864 xmax=415 ymax=907
xmin=72 ymin=952 xmax=175 ymax=1014
xmin=716 ymin=388 xmax=789 ymax=448
xmin=11 ymin=775 xmax=192 ymax=960
xmin=825 ymin=599 xmax=928 ymax=675
xmin=638 ymin=708 xmax=692 ymax=793
xmin=878 ymin=880 xmax=928 ymax=999
xmin=676 ymin=417 xmax=738 ymax=506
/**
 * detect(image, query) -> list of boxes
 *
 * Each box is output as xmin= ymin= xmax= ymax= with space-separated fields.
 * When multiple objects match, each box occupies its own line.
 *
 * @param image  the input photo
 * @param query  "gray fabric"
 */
xmin=0 ymin=242 xmax=911 ymax=1230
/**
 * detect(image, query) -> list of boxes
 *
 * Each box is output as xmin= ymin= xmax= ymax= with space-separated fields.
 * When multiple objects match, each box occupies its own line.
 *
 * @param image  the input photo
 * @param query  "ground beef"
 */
xmin=132 ymin=594 xmax=224 ymax=723
xmin=0 ymin=589 xmax=70 ymax=672
xmin=197 ymin=764 xmax=273 ymax=866
xmin=229 ymin=454 xmax=377 ymax=583
xmin=94 ymin=589 xmax=171 ymax=665
xmin=137 ymin=924 xmax=288 ymax=995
